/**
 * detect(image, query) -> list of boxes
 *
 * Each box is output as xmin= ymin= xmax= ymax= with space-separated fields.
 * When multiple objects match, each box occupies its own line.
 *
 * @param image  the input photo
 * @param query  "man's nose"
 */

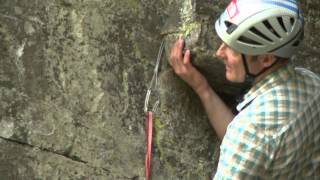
xmin=215 ymin=43 xmax=226 ymax=59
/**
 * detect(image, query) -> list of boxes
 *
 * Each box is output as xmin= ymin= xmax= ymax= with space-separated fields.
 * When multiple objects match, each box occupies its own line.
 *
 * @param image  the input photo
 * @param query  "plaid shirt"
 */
xmin=214 ymin=64 xmax=320 ymax=179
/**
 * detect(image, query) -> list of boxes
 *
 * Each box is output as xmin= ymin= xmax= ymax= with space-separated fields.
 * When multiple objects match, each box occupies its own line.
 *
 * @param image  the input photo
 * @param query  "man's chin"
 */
xmin=226 ymin=74 xmax=236 ymax=82
xmin=226 ymin=76 xmax=244 ymax=83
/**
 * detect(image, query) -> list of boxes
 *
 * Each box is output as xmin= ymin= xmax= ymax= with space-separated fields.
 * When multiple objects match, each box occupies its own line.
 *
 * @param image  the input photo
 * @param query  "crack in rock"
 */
xmin=0 ymin=136 xmax=113 ymax=174
xmin=0 ymin=136 xmax=87 ymax=164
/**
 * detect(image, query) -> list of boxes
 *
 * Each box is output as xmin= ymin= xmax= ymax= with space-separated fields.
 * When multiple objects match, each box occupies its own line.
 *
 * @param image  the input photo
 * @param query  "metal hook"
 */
xmin=144 ymin=40 xmax=165 ymax=113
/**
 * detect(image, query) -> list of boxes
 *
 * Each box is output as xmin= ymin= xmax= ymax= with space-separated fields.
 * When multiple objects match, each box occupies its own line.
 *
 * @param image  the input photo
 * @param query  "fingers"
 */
xmin=170 ymin=38 xmax=186 ymax=67
xmin=183 ymin=49 xmax=191 ymax=65
xmin=169 ymin=39 xmax=203 ymax=89
xmin=175 ymin=38 xmax=185 ymax=61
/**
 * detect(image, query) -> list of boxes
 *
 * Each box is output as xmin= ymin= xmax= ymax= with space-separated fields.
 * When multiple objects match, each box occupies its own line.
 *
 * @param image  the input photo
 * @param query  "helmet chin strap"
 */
xmin=241 ymin=54 xmax=278 ymax=85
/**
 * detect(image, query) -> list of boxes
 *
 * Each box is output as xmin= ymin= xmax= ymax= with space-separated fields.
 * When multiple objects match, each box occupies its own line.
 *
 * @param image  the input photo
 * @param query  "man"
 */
xmin=169 ymin=0 xmax=320 ymax=179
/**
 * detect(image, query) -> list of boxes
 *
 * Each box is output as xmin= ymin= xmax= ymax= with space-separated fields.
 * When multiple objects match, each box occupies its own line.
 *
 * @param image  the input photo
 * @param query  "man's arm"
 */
xmin=169 ymin=38 xmax=234 ymax=139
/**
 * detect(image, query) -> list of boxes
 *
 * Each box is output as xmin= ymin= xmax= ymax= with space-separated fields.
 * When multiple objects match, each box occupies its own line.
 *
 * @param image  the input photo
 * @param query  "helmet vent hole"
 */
xmin=263 ymin=20 xmax=281 ymax=39
xmin=238 ymin=36 xmax=263 ymax=46
xmin=292 ymin=40 xmax=300 ymax=47
xmin=277 ymin=17 xmax=287 ymax=32
xmin=224 ymin=21 xmax=232 ymax=28
xmin=250 ymin=27 xmax=273 ymax=42
xmin=292 ymin=30 xmax=304 ymax=47
xmin=225 ymin=21 xmax=238 ymax=34
xmin=290 ymin=17 xmax=295 ymax=26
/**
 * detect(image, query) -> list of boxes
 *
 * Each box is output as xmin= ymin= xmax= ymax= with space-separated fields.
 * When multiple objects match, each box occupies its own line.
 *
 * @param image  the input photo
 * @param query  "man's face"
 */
xmin=215 ymin=42 xmax=246 ymax=82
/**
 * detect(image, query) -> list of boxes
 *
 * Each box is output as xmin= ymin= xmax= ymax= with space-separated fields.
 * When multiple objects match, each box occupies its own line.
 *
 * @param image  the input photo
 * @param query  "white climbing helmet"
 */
xmin=215 ymin=0 xmax=304 ymax=58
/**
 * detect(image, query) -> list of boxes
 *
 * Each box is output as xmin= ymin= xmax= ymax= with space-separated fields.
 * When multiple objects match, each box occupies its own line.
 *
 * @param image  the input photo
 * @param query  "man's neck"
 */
xmin=254 ymin=59 xmax=289 ymax=84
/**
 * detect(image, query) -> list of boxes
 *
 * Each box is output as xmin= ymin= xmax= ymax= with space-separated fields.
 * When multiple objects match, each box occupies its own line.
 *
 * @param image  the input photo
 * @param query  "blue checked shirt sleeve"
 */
xmin=214 ymin=116 xmax=275 ymax=179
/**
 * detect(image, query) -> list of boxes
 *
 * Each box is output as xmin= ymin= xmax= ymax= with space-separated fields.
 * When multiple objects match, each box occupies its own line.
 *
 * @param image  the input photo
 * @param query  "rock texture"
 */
xmin=0 ymin=0 xmax=319 ymax=179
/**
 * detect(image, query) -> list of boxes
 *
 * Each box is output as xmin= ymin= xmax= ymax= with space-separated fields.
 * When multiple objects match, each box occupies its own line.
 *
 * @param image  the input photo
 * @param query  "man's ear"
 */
xmin=259 ymin=54 xmax=276 ymax=68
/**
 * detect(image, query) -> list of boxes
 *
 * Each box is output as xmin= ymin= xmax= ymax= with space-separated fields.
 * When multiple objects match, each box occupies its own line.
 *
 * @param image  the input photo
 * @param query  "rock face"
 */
xmin=0 ymin=0 xmax=319 ymax=179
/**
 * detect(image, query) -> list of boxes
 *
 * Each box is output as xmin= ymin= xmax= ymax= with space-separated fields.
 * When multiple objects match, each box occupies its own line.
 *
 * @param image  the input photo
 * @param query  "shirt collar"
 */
xmin=237 ymin=63 xmax=295 ymax=111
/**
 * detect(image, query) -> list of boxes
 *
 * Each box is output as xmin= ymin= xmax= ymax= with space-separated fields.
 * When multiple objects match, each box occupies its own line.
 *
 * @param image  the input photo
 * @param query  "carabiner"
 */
xmin=144 ymin=40 xmax=165 ymax=113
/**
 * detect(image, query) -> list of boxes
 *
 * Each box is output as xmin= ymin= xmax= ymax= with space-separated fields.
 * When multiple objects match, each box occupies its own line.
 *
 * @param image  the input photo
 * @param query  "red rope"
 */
xmin=145 ymin=111 xmax=153 ymax=180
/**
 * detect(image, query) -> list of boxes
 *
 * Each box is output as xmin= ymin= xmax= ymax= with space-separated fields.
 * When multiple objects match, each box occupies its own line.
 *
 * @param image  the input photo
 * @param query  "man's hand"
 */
xmin=169 ymin=38 xmax=234 ymax=139
xmin=169 ymin=38 xmax=208 ymax=94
